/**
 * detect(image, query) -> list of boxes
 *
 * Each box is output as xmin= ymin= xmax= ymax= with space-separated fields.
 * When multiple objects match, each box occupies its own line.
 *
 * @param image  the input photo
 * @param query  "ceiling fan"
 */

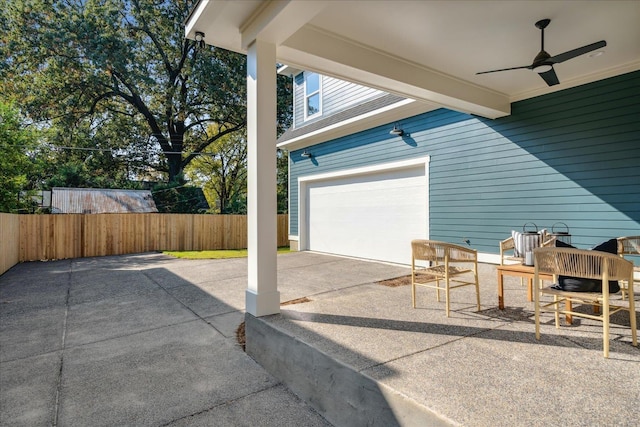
xmin=476 ymin=19 xmax=606 ymax=86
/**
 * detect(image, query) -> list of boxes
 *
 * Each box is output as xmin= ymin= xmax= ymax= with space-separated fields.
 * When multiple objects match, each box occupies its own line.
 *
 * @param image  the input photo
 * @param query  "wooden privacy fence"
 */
xmin=8 ymin=213 xmax=288 ymax=263
xmin=0 ymin=213 xmax=20 ymax=274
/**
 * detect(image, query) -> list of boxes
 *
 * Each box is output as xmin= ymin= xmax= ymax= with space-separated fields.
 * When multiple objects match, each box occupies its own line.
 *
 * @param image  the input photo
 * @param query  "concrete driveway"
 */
xmin=2 ymin=252 xmax=390 ymax=426
xmin=2 ymin=251 xmax=638 ymax=426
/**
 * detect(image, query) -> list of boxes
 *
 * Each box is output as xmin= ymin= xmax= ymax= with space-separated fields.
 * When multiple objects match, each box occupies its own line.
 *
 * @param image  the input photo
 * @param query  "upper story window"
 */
xmin=304 ymin=72 xmax=321 ymax=120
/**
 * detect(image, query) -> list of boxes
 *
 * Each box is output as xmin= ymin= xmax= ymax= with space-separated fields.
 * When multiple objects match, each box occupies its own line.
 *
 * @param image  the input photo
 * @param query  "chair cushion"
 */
xmin=554 ymin=239 xmax=620 ymax=293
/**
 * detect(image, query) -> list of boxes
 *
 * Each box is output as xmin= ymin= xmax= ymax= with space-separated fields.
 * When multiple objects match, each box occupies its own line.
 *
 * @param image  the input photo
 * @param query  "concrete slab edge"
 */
xmin=245 ymin=314 xmax=455 ymax=427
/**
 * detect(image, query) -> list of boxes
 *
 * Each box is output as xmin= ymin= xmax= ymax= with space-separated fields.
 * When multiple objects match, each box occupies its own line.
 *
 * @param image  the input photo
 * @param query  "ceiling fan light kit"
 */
xmin=477 ymin=18 xmax=606 ymax=86
xmin=533 ymin=64 xmax=553 ymax=74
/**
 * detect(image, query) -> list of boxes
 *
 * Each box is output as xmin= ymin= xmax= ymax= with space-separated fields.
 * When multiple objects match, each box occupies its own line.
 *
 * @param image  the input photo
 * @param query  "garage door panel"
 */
xmin=305 ymin=165 xmax=428 ymax=265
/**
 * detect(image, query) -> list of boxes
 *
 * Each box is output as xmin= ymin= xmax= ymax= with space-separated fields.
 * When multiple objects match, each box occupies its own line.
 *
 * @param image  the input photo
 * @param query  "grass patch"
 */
xmin=164 ymin=247 xmax=291 ymax=259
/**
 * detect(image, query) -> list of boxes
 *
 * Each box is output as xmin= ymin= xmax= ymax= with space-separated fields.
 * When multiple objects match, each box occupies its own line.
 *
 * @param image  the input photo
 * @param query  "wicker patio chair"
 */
xmin=411 ymin=240 xmax=480 ymax=317
xmin=617 ymin=236 xmax=640 ymax=300
xmin=500 ymin=234 xmax=557 ymax=266
xmin=533 ymin=247 xmax=637 ymax=358
xmin=500 ymin=234 xmax=556 ymax=287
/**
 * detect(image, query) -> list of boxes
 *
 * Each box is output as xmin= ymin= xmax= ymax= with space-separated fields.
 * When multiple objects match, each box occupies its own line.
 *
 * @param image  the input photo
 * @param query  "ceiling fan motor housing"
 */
xmin=535 ymin=19 xmax=551 ymax=30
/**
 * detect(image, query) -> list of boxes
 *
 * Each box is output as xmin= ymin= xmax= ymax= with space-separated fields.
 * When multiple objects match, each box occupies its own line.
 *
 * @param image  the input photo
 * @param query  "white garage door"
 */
xmin=304 ymin=163 xmax=428 ymax=265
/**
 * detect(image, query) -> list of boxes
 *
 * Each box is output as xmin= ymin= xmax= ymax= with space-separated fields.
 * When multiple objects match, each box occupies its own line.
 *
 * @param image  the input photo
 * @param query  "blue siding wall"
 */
xmin=289 ymin=71 xmax=640 ymax=254
xmin=293 ymin=72 xmax=385 ymax=128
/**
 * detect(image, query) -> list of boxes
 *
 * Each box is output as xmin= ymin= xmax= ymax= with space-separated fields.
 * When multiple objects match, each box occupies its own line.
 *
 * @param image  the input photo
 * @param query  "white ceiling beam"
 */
xmin=240 ymin=0 xmax=327 ymax=49
xmin=278 ymin=26 xmax=511 ymax=119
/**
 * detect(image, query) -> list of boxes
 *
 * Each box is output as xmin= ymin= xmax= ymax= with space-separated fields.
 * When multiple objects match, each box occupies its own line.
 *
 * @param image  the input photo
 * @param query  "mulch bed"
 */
xmin=281 ymin=297 xmax=312 ymax=306
xmin=236 ymin=297 xmax=313 ymax=351
xmin=377 ymin=273 xmax=436 ymax=287
xmin=236 ymin=322 xmax=246 ymax=351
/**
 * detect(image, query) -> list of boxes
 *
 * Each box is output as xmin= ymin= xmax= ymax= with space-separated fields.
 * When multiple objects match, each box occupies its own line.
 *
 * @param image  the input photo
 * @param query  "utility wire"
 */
xmin=0 ymin=143 xmax=219 ymax=157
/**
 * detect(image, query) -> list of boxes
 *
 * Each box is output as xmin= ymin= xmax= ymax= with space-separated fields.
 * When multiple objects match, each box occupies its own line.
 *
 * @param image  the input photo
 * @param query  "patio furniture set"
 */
xmin=410 ymin=235 xmax=639 ymax=358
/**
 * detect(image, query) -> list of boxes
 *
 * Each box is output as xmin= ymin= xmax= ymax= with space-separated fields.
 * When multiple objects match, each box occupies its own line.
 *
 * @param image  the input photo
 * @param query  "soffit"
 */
xmin=186 ymin=1 xmax=640 ymax=118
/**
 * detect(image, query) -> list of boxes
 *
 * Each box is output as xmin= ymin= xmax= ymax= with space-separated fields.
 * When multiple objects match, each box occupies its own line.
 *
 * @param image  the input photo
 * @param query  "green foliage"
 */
xmin=276 ymin=73 xmax=293 ymax=137
xmin=0 ymin=0 xmax=293 ymax=210
xmin=0 ymin=102 xmax=37 ymax=212
xmin=151 ymin=181 xmax=209 ymax=213
xmin=186 ymin=125 xmax=247 ymax=214
xmin=186 ymin=125 xmax=289 ymax=214
xmin=276 ymin=148 xmax=288 ymax=214
xmin=35 ymin=113 xmax=155 ymax=189
xmin=0 ymin=0 xmax=248 ymax=183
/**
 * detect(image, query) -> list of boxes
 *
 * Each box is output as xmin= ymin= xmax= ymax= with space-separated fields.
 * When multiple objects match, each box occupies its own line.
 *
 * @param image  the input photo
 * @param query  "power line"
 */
xmin=0 ymin=143 xmax=220 ymax=157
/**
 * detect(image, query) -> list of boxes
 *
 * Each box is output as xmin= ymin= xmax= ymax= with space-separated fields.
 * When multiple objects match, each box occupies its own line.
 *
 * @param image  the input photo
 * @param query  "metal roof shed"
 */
xmin=50 ymin=188 xmax=158 ymax=214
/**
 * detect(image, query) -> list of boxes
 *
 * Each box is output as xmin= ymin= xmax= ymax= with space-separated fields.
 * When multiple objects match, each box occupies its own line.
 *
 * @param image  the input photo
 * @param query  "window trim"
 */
xmin=304 ymin=72 xmax=322 ymax=120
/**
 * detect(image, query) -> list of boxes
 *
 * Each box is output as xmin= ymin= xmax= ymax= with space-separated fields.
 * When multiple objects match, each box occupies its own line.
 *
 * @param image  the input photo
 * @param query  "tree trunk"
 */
xmin=167 ymin=121 xmax=186 ymax=183
xmin=167 ymin=153 xmax=183 ymax=183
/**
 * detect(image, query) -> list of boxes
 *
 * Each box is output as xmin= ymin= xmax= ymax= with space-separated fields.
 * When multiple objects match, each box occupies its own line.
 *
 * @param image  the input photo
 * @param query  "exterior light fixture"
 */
xmin=194 ymin=31 xmax=205 ymax=49
xmin=389 ymin=123 xmax=404 ymax=136
xmin=301 ymin=150 xmax=313 ymax=158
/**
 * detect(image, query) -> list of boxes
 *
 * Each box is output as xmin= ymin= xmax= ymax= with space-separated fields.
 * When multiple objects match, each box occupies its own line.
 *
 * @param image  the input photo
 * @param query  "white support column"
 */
xmin=245 ymin=39 xmax=279 ymax=317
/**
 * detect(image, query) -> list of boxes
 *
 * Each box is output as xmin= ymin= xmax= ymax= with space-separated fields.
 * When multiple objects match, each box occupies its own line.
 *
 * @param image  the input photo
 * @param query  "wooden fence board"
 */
xmin=10 ymin=213 xmax=288 ymax=262
xmin=0 ymin=213 xmax=20 ymax=275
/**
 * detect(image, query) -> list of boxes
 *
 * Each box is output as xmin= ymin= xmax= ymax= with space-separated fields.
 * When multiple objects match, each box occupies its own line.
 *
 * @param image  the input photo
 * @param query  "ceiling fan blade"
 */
xmin=549 ymin=40 xmax=607 ymax=64
xmin=476 ymin=65 xmax=531 ymax=75
xmin=539 ymin=68 xmax=559 ymax=86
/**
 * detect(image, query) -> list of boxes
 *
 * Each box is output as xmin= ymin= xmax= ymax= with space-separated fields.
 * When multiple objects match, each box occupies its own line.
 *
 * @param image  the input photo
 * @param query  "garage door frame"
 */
xmin=297 ymin=156 xmax=430 ymax=260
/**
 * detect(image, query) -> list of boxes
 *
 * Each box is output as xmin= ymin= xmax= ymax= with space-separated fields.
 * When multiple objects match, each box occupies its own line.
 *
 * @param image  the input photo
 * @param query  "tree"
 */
xmin=276 ymin=148 xmax=288 ymax=214
xmin=151 ymin=181 xmax=209 ymax=213
xmin=186 ymin=125 xmax=247 ymax=214
xmin=35 ymin=113 xmax=160 ymax=189
xmin=1 ymin=0 xmax=247 ymax=183
xmin=0 ymin=102 xmax=36 ymax=212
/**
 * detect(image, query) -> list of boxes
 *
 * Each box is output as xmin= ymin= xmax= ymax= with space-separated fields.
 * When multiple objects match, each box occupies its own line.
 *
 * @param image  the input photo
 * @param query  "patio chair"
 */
xmin=500 ymin=234 xmax=556 ymax=287
xmin=533 ymin=247 xmax=637 ymax=358
xmin=617 ymin=236 xmax=640 ymax=300
xmin=500 ymin=234 xmax=557 ymax=266
xmin=411 ymin=240 xmax=480 ymax=317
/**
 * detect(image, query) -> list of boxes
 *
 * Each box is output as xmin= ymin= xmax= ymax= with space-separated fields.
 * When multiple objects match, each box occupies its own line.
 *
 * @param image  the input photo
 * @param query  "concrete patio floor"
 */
xmin=1 ymin=251 xmax=638 ymax=426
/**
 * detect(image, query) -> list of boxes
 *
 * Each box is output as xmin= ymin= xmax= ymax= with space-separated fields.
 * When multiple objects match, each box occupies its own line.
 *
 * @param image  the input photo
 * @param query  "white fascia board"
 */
xmin=277 ymin=99 xmax=438 ymax=151
xmin=278 ymin=25 xmax=510 ymax=119
xmin=185 ymin=0 xmax=228 ymax=42
xmin=277 ymin=64 xmax=302 ymax=77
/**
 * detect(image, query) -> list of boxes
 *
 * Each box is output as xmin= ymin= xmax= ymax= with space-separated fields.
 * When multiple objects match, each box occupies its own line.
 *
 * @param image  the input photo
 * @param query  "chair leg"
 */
xmin=629 ymin=287 xmax=637 ymax=347
xmin=474 ymin=269 xmax=481 ymax=312
xmin=435 ymin=278 xmax=441 ymax=302
xmin=535 ymin=283 xmax=541 ymax=340
xmin=603 ymin=298 xmax=610 ymax=358
xmin=411 ymin=280 xmax=416 ymax=308
xmin=445 ymin=278 xmax=450 ymax=317
xmin=554 ymin=295 xmax=560 ymax=328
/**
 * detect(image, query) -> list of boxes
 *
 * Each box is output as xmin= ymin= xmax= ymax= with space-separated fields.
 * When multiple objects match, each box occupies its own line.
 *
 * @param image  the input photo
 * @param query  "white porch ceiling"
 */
xmin=185 ymin=0 xmax=640 ymax=119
